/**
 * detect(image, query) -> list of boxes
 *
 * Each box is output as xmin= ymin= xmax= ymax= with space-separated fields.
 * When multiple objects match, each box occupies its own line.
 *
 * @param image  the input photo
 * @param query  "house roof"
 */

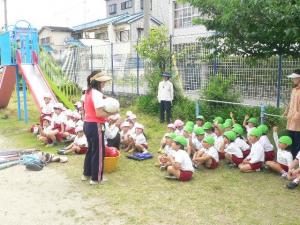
xmin=73 ymin=13 xmax=163 ymax=32
xmin=39 ymin=26 xmax=73 ymax=34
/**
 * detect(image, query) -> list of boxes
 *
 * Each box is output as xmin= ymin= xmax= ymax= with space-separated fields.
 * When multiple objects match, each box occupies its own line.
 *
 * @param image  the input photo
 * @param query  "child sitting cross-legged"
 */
xmin=223 ymin=131 xmax=244 ymax=167
xmin=239 ymin=128 xmax=264 ymax=172
xmin=128 ymin=123 xmax=148 ymax=153
xmin=158 ymin=124 xmax=176 ymax=153
xmin=192 ymin=136 xmax=219 ymax=169
xmin=286 ymin=150 xmax=300 ymax=189
xmin=232 ymin=124 xmax=250 ymax=158
xmin=257 ymin=124 xmax=275 ymax=161
xmin=58 ymin=126 xmax=88 ymax=155
xmin=157 ymin=133 xmax=177 ymax=170
xmin=188 ymin=127 xmax=205 ymax=156
xmin=265 ymin=127 xmax=293 ymax=178
xmin=165 ymin=136 xmax=194 ymax=181
xmin=37 ymin=116 xmax=55 ymax=146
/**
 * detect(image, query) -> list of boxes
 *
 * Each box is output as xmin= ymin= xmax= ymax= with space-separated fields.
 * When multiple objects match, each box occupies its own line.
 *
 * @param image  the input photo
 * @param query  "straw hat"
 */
xmin=90 ymin=72 xmax=112 ymax=82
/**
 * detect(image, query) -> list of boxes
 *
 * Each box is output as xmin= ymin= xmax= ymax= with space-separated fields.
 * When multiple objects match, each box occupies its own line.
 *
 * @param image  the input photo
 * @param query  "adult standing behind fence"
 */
xmin=284 ymin=69 xmax=300 ymax=159
xmin=157 ymin=72 xmax=174 ymax=124
xmin=81 ymin=70 xmax=115 ymax=185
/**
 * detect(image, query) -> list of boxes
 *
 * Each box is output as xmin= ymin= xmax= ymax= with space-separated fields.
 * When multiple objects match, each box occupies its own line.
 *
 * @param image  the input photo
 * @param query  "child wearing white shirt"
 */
xmin=222 ymin=131 xmax=244 ymax=166
xmin=166 ymin=136 xmax=194 ymax=181
xmin=62 ymin=110 xmax=76 ymax=140
xmin=129 ymin=123 xmax=148 ymax=153
xmin=105 ymin=114 xmax=121 ymax=149
xmin=265 ymin=127 xmax=293 ymax=178
xmin=188 ymin=127 xmax=205 ymax=156
xmin=193 ymin=136 xmax=219 ymax=169
xmin=286 ymin=151 xmax=300 ymax=189
xmin=239 ymin=128 xmax=264 ymax=172
xmin=120 ymin=121 xmax=131 ymax=149
xmin=37 ymin=116 xmax=54 ymax=146
xmin=158 ymin=124 xmax=176 ymax=153
xmin=40 ymin=94 xmax=54 ymax=124
xmin=58 ymin=126 xmax=88 ymax=155
xmin=243 ymin=115 xmax=257 ymax=137
xmin=174 ymin=119 xmax=184 ymax=136
xmin=232 ymin=125 xmax=250 ymax=158
xmin=257 ymin=124 xmax=275 ymax=161
xmin=157 ymin=133 xmax=176 ymax=169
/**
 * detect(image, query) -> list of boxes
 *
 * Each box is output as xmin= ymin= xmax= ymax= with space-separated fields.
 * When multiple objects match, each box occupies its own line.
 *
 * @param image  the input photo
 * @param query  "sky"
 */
xmin=0 ymin=0 xmax=107 ymax=29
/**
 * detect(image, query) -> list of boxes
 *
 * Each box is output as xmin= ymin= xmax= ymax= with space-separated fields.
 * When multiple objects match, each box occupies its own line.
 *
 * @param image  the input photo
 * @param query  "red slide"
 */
xmin=0 ymin=66 xmax=16 ymax=109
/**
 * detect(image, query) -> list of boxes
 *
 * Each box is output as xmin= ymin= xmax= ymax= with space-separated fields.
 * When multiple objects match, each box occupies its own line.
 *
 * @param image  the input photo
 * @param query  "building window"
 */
xmin=41 ymin=37 xmax=50 ymax=45
xmin=174 ymin=3 xmax=200 ymax=29
xmin=140 ymin=0 xmax=152 ymax=10
xmin=117 ymin=30 xmax=129 ymax=42
xmin=95 ymin=32 xmax=108 ymax=40
xmin=121 ymin=0 xmax=132 ymax=10
xmin=109 ymin=4 xmax=117 ymax=15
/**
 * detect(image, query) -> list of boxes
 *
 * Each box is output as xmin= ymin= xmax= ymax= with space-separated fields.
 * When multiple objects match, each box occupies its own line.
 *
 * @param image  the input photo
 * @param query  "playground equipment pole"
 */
xmin=22 ymin=77 xmax=28 ymax=124
xmin=15 ymin=66 xmax=21 ymax=120
xmin=3 ymin=0 xmax=8 ymax=31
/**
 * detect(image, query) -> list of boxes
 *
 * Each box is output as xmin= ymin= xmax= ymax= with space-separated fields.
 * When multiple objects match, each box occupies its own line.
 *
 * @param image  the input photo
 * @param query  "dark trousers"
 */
xmin=107 ymin=133 xmax=121 ymax=149
xmin=83 ymin=122 xmax=105 ymax=181
xmin=160 ymin=100 xmax=171 ymax=123
xmin=288 ymin=130 xmax=300 ymax=159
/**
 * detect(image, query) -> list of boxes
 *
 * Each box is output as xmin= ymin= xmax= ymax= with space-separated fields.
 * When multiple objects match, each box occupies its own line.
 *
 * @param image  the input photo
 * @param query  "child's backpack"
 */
xmin=20 ymin=154 xmax=45 ymax=171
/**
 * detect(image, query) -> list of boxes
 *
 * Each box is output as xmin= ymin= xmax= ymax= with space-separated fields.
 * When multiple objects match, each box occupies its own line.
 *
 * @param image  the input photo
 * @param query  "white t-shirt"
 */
xmin=65 ymin=119 xmax=75 ymax=131
xmin=91 ymin=89 xmax=105 ymax=109
xmin=41 ymin=102 xmax=54 ymax=114
xmin=205 ymin=146 xmax=219 ymax=162
xmin=277 ymin=149 xmax=293 ymax=166
xmin=225 ymin=142 xmax=243 ymax=158
xmin=192 ymin=136 xmax=203 ymax=150
xmin=134 ymin=133 xmax=147 ymax=145
xmin=214 ymin=136 xmax=224 ymax=152
xmin=164 ymin=145 xmax=176 ymax=158
xmin=76 ymin=120 xmax=84 ymax=127
xmin=52 ymin=112 xmax=66 ymax=125
xmin=174 ymin=149 xmax=194 ymax=172
xmin=43 ymin=125 xmax=53 ymax=135
xmin=246 ymin=126 xmax=255 ymax=136
xmin=297 ymin=152 xmax=300 ymax=168
xmin=105 ymin=123 xmax=119 ymax=140
xmin=74 ymin=135 xmax=88 ymax=147
xmin=246 ymin=141 xmax=265 ymax=163
xmin=259 ymin=135 xmax=274 ymax=152
xmin=235 ymin=137 xmax=250 ymax=152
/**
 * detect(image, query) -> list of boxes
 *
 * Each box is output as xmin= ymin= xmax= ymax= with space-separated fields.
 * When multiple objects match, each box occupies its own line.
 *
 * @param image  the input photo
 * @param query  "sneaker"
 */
xmin=165 ymin=175 xmax=177 ymax=180
xmin=89 ymin=180 xmax=98 ymax=185
xmin=143 ymin=149 xmax=148 ymax=154
xmin=281 ymin=172 xmax=288 ymax=179
xmin=81 ymin=175 xmax=90 ymax=181
xmin=102 ymin=176 xmax=108 ymax=182
xmin=286 ymin=181 xmax=299 ymax=189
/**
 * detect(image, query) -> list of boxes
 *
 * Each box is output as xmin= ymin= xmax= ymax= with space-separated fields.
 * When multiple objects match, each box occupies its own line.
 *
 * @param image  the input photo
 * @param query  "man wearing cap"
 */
xmin=157 ymin=72 xmax=174 ymax=123
xmin=82 ymin=70 xmax=117 ymax=185
xmin=284 ymin=69 xmax=300 ymax=159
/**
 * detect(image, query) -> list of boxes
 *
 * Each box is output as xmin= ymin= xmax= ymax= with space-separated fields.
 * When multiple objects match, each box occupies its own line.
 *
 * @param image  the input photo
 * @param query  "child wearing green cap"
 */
xmin=232 ymin=125 xmax=250 ymax=158
xmin=157 ymin=133 xmax=177 ymax=170
xmin=264 ymin=127 xmax=293 ymax=178
xmin=192 ymin=136 xmax=219 ymax=169
xmin=189 ymin=127 xmax=205 ymax=156
xmin=166 ymin=136 xmax=194 ymax=181
xmin=213 ymin=124 xmax=224 ymax=157
xmin=221 ymin=131 xmax=244 ymax=166
xmin=194 ymin=115 xmax=205 ymax=129
xmin=239 ymin=128 xmax=265 ymax=172
xmin=243 ymin=114 xmax=258 ymax=137
xmin=203 ymin=122 xmax=217 ymax=140
xmin=257 ymin=124 xmax=275 ymax=161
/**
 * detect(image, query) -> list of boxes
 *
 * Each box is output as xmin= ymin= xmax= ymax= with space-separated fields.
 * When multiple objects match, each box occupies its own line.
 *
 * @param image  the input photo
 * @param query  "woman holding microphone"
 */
xmin=81 ymin=70 xmax=117 ymax=185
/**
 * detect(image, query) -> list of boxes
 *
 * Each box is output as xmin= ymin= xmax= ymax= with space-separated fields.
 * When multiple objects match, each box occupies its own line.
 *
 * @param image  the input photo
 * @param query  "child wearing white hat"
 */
xmin=128 ymin=123 xmax=148 ymax=153
xmin=40 ymin=93 xmax=54 ymax=125
xmin=37 ymin=116 xmax=54 ymax=146
xmin=105 ymin=114 xmax=121 ymax=149
xmin=120 ymin=121 xmax=131 ymax=149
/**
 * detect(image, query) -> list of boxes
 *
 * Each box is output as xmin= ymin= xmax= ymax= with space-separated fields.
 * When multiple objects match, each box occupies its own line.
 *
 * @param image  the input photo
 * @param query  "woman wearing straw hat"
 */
xmin=81 ymin=70 xmax=116 ymax=185
xmin=284 ymin=69 xmax=300 ymax=159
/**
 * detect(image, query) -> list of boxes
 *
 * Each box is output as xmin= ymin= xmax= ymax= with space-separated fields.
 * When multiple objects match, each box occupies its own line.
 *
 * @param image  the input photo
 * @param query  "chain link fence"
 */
xmin=46 ymin=35 xmax=300 ymax=107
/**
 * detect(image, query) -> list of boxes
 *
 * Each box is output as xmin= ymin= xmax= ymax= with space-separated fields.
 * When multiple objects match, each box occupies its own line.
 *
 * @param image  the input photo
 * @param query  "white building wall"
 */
xmin=39 ymin=29 xmax=72 ymax=50
xmin=106 ymin=0 xmax=134 ymax=17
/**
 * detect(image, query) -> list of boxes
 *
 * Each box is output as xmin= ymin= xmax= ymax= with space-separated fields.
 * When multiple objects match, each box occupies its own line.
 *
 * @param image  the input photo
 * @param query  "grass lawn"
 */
xmin=1 ymin=93 xmax=300 ymax=225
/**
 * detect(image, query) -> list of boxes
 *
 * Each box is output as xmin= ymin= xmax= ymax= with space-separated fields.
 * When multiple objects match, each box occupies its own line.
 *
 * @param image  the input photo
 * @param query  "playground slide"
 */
xmin=18 ymin=63 xmax=58 ymax=112
xmin=0 ymin=66 xmax=16 ymax=108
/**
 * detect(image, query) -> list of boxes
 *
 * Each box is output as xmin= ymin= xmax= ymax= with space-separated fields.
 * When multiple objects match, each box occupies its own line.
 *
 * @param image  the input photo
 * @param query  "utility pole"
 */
xmin=143 ymin=0 xmax=150 ymax=37
xmin=4 ymin=0 xmax=8 ymax=30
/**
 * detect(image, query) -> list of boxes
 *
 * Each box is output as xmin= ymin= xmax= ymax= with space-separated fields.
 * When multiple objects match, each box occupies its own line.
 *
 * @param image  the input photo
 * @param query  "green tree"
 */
xmin=182 ymin=0 xmax=300 ymax=58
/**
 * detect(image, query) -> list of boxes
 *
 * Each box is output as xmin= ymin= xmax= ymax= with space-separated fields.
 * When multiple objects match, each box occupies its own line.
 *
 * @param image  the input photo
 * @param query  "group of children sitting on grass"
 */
xmin=32 ymin=94 xmax=149 ymax=156
xmin=157 ymin=114 xmax=300 ymax=189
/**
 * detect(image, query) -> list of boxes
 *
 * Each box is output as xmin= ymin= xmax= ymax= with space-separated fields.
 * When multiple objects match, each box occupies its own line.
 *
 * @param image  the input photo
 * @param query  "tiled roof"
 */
xmin=39 ymin=26 xmax=73 ymax=34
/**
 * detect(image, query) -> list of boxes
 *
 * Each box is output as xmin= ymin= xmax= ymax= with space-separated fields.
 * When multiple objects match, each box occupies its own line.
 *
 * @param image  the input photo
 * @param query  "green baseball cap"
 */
xmin=248 ymin=117 xmax=258 ymax=125
xmin=196 ymin=115 xmax=204 ymax=120
xmin=249 ymin=128 xmax=262 ymax=137
xmin=232 ymin=125 xmax=244 ymax=135
xmin=257 ymin=124 xmax=268 ymax=135
xmin=194 ymin=127 xmax=205 ymax=135
xmin=233 ymin=123 xmax=242 ymax=129
xmin=203 ymin=122 xmax=213 ymax=130
xmin=223 ymin=121 xmax=232 ymax=129
xmin=183 ymin=125 xmax=193 ymax=133
xmin=174 ymin=135 xmax=188 ymax=147
xmin=224 ymin=131 xmax=237 ymax=141
xmin=203 ymin=136 xmax=215 ymax=145
xmin=213 ymin=116 xmax=224 ymax=124
xmin=225 ymin=119 xmax=233 ymax=126
xmin=165 ymin=132 xmax=177 ymax=140
xmin=279 ymin=136 xmax=292 ymax=146
xmin=185 ymin=121 xmax=194 ymax=128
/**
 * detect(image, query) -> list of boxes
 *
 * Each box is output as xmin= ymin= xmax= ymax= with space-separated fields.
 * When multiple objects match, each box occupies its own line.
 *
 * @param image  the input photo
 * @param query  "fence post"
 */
xmin=195 ymin=100 xmax=200 ymax=117
xmin=260 ymin=104 xmax=265 ymax=125
xmin=90 ymin=46 xmax=93 ymax=73
xmin=213 ymin=56 xmax=218 ymax=75
xmin=111 ymin=43 xmax=115 ymax=95
xmin=169 ymin=35 xmax=172 ymax=72
xmin=276 ymin=55 xmax=282 ymax=108
xmin=136 ymin=41 xmax=140 ymax=95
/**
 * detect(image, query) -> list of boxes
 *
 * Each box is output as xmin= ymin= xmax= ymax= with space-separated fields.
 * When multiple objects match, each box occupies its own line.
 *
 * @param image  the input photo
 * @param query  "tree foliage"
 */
xmin=182 ymin=0 xmax=300 ymax=58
